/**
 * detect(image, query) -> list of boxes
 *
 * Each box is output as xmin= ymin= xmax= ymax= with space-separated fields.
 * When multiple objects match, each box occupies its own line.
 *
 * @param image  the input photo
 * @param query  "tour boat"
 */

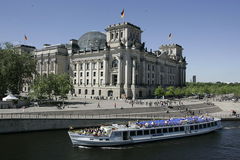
xmin=68 ymin=116 xmax=222 ymax=147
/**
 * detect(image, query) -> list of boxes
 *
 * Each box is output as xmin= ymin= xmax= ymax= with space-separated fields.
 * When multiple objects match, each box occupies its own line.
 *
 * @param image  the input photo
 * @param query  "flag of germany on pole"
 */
xmin=168 ymin=33 xmax=172 ymax=40
xmin=121 ymin=9 xmax=125 ymax=18
xmin=24 ymin=35 xmax=28 ymax=40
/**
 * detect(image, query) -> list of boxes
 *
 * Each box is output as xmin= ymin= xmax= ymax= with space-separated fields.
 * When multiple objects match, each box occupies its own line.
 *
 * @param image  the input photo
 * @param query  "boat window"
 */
xmin=174 ymin=127 xmax=179 ymax=132
xmin=169 ymin=128 xmax=173 ymax=132
xmin=207 ymin=123 xmax=211 ymax=127
xmin=214 ymin=122 xmax=217 ymax=126
xmin=194 ymin=125 xmax=199 ymax=130
xmin=180 ymin=127 xmax=184 ymax=131
xmin=199 ymin=124 xmax=203 ymax=129
xmin=90 ymin=138 xmax=94 ymax=140
xmin=190 ymin=125 xmax=194 ymax=130
xmin=203 ymin=124 xmax=207 ymax=128
xmin=112 ymin=131 xmax=121 ymax=137
xmin=99 ymin=139 xmax=103 ymax=141
xmin=130 ymin=131 xmax=136 ymax=136
xmin=157 ymin=129 xmax=162 ymax=133
xmin=106 ymin=139 xmax=109 ymax=141
xmin=163 ymin=128 xmax=168 ymax=133
xmin=211 ymin=122 xmax=214 ymax=126
xmin=137 ymin=130 xmax=143 ymax=136
xmin=150 ymin=129 xmax=156 ymax=134
xmin=144 ymin=130 xmax=150 ymax=135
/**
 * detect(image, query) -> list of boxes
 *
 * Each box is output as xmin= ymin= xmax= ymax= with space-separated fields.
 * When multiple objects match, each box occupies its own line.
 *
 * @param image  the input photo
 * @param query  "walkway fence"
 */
xmin=0 ymin=113 xmax=239 ymax=120
xmin=0 ymin=113 xmax=175 ymax=120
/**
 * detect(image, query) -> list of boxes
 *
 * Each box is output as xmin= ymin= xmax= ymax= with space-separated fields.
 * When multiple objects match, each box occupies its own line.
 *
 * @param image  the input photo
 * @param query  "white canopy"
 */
xmin=2 ymin=94 xmax=18 ymax=101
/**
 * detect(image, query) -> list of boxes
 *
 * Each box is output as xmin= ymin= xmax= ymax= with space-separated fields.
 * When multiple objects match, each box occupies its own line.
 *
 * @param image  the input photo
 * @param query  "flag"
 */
xmin=24 ymin=35 xmax=28 ymax=40
xmin=121 ymin=9 xmax=125 ymax=18
xmin=168 ymin=33 xmax=172 ymax=40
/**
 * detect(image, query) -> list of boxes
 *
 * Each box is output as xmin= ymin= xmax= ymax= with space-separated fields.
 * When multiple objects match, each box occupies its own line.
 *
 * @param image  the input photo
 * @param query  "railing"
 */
xmin=0 ymin=113 xmax=175 ymax=120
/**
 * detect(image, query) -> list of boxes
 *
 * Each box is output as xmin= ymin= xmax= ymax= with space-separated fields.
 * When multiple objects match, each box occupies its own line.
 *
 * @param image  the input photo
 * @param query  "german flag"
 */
xmin=24 ymin=35 xmax=28 ymax=40
xmin=121 ymin=9 xmax=125 ymax=18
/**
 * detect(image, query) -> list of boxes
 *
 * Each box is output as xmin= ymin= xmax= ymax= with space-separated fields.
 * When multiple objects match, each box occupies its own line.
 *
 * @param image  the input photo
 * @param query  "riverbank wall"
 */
xmin=0 ymin=118 xmax=140 ymax=134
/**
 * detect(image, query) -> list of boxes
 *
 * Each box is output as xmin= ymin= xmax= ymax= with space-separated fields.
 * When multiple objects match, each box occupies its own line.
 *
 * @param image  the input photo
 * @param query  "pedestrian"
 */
xmin=114 ymin=103 xmax=116 ymax=108
xmin=97 ymin=102 xmax=100 ymax=108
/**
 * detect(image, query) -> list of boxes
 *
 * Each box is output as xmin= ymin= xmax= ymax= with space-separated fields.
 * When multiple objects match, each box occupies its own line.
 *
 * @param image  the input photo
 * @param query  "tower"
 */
xmin=105 ymin=22 xmax=143 ymax=48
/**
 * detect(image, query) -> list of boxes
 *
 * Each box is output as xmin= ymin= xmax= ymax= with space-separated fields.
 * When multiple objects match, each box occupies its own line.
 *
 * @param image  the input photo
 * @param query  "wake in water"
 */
xmin=223 ymin=126 xmax=240 ymax=130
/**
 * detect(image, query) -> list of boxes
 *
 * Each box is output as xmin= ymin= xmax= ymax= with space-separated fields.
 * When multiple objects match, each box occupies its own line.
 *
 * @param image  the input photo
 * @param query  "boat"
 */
xmin=68 ymin=116 xmax=222 ymax=147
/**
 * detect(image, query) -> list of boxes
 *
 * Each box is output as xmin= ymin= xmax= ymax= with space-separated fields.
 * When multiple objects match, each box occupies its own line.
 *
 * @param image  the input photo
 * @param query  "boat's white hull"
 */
xmin=68 ymin=124 xmax=222 ymax=147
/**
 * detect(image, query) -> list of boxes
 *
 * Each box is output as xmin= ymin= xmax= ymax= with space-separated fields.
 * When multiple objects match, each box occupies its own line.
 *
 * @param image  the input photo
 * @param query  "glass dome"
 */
xmin=78 ymin=31 xmax=106 ymax=51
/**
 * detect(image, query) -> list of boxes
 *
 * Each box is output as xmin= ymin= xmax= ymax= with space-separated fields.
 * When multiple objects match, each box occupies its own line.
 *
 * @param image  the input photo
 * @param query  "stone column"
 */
xmin=132 ymin=59 xmax=136 ymax=85
xmin=117 ymin=57 xmax=122 ymax=85
xmin=142 ymin=60 xmax=145 ymax=85
xmin=77 ymin=62 xmax=79 ymax=86
xmin=89 ymin=62 xmax=92 ymax=86
xmin=96 ymin=61 xmax=99 ymax=86
xmin=83 ymin=62 xmax=86 ymax=85
xmin=124 ymin=57 xmax=129 ymax=87
xmin=103 ymin=58 xmax=108 ymax=85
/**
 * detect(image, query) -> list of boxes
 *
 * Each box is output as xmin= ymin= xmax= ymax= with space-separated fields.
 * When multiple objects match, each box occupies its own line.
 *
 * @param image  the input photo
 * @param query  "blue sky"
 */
xmin=1 ymin=0 xmax=240 ymax=82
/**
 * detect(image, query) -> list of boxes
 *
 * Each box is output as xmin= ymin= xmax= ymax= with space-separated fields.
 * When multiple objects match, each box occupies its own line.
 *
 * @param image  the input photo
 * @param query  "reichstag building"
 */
xmin=32 ymin=22 xmax=187 ymax=99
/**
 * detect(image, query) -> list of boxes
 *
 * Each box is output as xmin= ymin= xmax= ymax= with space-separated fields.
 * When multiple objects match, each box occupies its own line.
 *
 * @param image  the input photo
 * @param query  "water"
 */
xmin=1 ymin=121 xmax=240 ymax=160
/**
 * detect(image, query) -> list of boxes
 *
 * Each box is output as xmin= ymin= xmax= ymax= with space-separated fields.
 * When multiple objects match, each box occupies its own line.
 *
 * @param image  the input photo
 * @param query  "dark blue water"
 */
xmin=1 ymin=121 xmax=240 ymax=160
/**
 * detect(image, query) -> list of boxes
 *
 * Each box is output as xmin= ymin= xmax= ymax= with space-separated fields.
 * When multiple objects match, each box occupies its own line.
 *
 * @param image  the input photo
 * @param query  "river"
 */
xmin=1 ymin=121 xmax=240 ymax=160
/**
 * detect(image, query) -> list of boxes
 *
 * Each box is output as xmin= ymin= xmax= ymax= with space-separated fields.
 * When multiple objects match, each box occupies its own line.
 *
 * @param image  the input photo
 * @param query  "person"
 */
xmin=114 ymin=103 xmax=116 ymax=108
xmin=97 ymin=102 xmax=100 ymax=108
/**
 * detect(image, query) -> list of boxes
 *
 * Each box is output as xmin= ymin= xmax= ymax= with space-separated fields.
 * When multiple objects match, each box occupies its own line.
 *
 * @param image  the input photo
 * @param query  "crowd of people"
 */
xmin=73 ymin=127 xmax=108 ymax=137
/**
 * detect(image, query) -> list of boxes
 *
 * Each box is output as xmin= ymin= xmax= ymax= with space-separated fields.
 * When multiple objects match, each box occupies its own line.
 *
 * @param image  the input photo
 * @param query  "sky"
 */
xmin=0 ymin=0 xmax=240 ymax=83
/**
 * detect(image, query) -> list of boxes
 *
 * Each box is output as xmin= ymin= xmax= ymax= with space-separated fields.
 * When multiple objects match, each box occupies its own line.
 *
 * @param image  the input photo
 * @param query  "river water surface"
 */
xmin=1 ymin=121 xmax=240 ymax=160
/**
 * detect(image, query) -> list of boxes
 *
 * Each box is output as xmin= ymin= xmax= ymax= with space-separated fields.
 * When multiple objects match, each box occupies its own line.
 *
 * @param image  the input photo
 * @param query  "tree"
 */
xmin=165 ymin=86 xmax=175 ymax=97
xmin=0 ymin=42 xmax=36 ymax=98
xmin=154 ymin=86 xmax=165 ymax=97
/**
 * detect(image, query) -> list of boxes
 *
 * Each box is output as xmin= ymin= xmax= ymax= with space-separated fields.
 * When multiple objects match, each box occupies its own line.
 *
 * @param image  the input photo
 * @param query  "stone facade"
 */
xmin=28 ymin=22 xmax=187 ymax=99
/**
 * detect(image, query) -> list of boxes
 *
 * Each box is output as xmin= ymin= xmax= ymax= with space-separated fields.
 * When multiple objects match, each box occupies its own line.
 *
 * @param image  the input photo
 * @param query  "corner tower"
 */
xmin=105 ymin=22 xmax=143 ymax=48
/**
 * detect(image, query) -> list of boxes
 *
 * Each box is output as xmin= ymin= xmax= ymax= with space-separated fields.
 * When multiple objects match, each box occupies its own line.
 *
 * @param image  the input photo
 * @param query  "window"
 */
xmin=74 ymin=72 xmax=77 ymax=77
xmin=78 ymin=89 xmax=81 ymax=94
xmin=137 ymin=130 xmax=143 ymax=136
xmin=152 ymin=65 xmax=154 ymax=71
xmin=92 ymin=90 xmax=94 ymax=95
xmin=180 ymin=127 xmax=184 ymax=131
xmin=199 ymin=124 xmax=203 ymax=129
xmin=93 ymin=72 xmax=96 ymax=76
xmin=190 ymin=126 xmax=194 ymax=130
xmin=130 ymin=131 xmax=136 ymax=136
xmin=86 ymin=63 xmax=89 ymax=70
xmin=85 ymin=89 xmax=88 ymax=95
xmin=163 ymin=128 xmax=168 ymax=133
xmin=152 ymin=74 xmax=154 ymax=78
xmin=74 ymin=79 xmax=76 ymax=85
xmin=100 ymin=79 xmax=103 ymax=85
xmin=93 ymin=79 xmax=96 ymax=85
xmin=87 ymin=72 xmax=89 ymax=77
xmin=144 ymin=130 xmax=149 ymax=135
xmin=203 ymin=124 xmax=207 ymax=128
xmin=195 ymin=125 xmax=199 ymax=130
xmin=148 ymin=73 xmax=150 ymax=78
xmin=74 ymin=64 xmax=77 ymax=70
xmin=120 ymin=31 xmax=123 ymax=38
xmin=80 ymin=64 xmax=83 ymax=70
xmin=150 ymin=129 xmax=155 ymax=134
xmin=86 ymin=79 xmax=89 ymax=85
xmin=99 ymin=90 xmax=101 ymax=96
xmin=174 ymin=127 xmax=179 ymax=132
xmin=148 ymin=64 xmax=150 ymax=70
xmin=207 ymin=123 xmax=211 ymax=127
xmin=115 ymin=32 xmax=118 ymax=39
xmin=100 ymin=62 xmax=103 ymax=69
xmin=169 ymin=128 xmax=173 ymax=133
xmin=92 ymin=63 xmax=96 ymax=69
xmin=80 ymin=72 xmax=83 ymax=77
xmin=101 ymin=72 xmax=103 ymax=76
xmin=80 ymin=79 xmax=83 ymax=85
xmin=111 ymin=33 xmax=114 ymax=40
xmin=157 ymin=129 xmax=162 ymax=134
xmin=112 ymin=59 xmax=118 ymax=68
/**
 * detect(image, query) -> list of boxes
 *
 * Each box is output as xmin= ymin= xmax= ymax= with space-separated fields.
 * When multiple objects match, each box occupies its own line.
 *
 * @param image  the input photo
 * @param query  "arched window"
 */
xmin=112 ymin=59 xmax=118 ymax=68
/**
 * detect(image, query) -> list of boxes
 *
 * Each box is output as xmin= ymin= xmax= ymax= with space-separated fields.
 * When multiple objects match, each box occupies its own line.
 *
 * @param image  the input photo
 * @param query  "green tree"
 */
xmin=165 ymin=86 xmax=175 ymax=97
xmin=154 ymin=86 xmax=165 ymax=97
xmin=0 ymin=43 xmax=36 ymax=98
